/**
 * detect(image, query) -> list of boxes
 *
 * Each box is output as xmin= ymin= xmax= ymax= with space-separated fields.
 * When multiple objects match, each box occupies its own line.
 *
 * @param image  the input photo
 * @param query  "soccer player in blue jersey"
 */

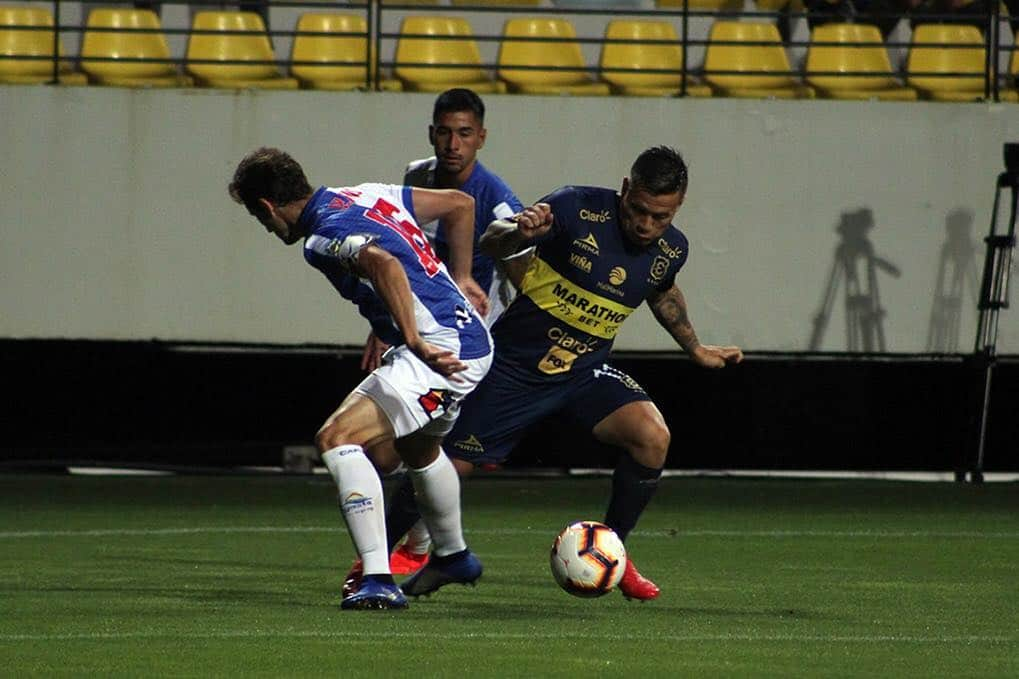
xmin=378 ymin=146 xmax=743 ymax=602
xmin=228 ymin=147 xmax=494 ymax=609
xmin=354 ymin=89 xmax=527 ymax=580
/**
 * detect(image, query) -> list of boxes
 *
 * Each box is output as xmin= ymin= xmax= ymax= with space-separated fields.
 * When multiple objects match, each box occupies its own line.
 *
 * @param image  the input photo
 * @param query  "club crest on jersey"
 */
xmin=418 ymin=388 xmax=454 ymax=419
xmin=328 ymin=193 xmax=354 ymax=211
xmin=649 ymin=255 xmax=670 ymax=283
xmin=572 ymin=232 xmax=600 ymax=256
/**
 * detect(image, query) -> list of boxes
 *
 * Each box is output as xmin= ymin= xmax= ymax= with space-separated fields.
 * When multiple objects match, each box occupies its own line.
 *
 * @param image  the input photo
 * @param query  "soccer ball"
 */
xmin=549 ymin=520 xmax=627 ymax=598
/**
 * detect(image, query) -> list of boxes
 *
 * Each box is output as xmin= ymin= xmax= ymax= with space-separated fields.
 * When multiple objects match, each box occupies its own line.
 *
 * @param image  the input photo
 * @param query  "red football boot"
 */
xmin=618 ymin=557 xmax=660 ymax=601
xmin=342 ymin=559 xmax=363 ymax=599
xmin=389 ymin=544 xmax=430 ymax=575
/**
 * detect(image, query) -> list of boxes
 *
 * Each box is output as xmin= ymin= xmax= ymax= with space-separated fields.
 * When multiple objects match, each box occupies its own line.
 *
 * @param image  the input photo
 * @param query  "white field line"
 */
xmin=2 ymin=527 xmax=1019 ymax=540
xmin=0 ymin=630 xmax=1013 ymax=644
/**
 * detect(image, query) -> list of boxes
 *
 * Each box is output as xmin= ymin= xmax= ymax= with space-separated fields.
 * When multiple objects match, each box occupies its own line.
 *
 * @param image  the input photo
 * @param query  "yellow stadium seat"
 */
xmin=80 ymin=9 xmax=190 ymax=88
xmin=394 ymin=16 xmax=504 ymax=93
xmin=0 ymin=6 xmax=86 ymax=85
xmin=599 ymin=20 xmax=711 ymax=97
xmin=656 ymin=0 xmax=744 ymax=11
xmin=906 ymin=24 xmax=986 ymax=101
xmin=703 ymin=21 xmax=814 ymax=98
xmin=290 ymin=14 xmax=401 ymax=92
xmin=452 ymin=0 xmax=541 ymax=5
xmin=1006 ymin=36 xmax=1019 ymax=102
xmin=186 ymin=11 xmax=299 ymax=89
xmin=805 ymin=23 xmax=916 ymax=100
xmin=498 ymin=18 xmax=610 ymax=95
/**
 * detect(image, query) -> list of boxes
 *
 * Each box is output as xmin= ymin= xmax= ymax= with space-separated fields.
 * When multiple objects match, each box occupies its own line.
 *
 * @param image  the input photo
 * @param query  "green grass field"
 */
xmin=1 ymin=473 xmax=1017 ymax=677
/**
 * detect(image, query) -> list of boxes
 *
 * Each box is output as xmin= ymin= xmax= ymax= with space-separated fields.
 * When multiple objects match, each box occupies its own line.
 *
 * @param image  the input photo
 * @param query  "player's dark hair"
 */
xmin=630 ymin=146 xmax=688 ymax=195
xmin=228 ymin=147 xmax=313 ymax=214
xmin=433 ymin=88 xmax=485 ymax=124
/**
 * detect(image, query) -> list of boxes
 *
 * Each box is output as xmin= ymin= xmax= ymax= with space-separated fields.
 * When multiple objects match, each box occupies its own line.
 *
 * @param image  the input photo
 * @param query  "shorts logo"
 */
xmin=341 ymin=492 xmax=374 ymax=515
xmin=418 ymin=388 xmax=454 ymax=419
xmin=649 ymin=256 xmax=670 ymax=283
xmin=608 ymin=266 xmax=627 ymax=286
xmin=593 ymin=364 xmax=645 ymax=392
xmin=453 ymin=434 xmax=484 ymax=453
xmin=572 ymin=232 xmax=600 ymax=256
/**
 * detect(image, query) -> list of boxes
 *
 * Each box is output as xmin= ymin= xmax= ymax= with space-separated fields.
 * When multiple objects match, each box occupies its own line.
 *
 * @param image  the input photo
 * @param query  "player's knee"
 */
xmin=638 ymin=421 xmax=671 ymax=468
xmin=315 ymin=424 xmax=350 ymax=455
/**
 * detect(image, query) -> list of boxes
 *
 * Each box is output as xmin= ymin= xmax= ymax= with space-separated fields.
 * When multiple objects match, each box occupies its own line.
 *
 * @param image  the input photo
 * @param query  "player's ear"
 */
xmin=620 ymin=177 xmax=630 ymax=197
xmin=477 ymin=126 xmax=487 ymax=149
xmin=428 ymin=124 xmax=437 ymax=146
xmin=257 ymin=197 xmax=276 ymax=218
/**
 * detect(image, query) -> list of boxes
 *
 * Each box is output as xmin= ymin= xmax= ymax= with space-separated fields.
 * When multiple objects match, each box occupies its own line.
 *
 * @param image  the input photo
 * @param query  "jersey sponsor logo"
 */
xmin=418 ymin=388 xmax=454 ymax=419
xmin=520 ymin=257 xmax=634 ymax=340
xmin=341 ymin=492 xmax=374 ymax=515
xmin=572 ymin=232 xmax=600 ymax=256
xmin=657 ymin=238 xmax=684 ymax=259
xmin=548 ymin=326 xmax=598 ymax=355
xmin=593 ymin=363 xmax=645 ymax=392
xmin=608 ymin=266 xmax=627 ymax=286
xmin=649 ymin=255 xmax=670 ymax=284
xmin=452 ymin=434 xmax=484 ymax=453
xmin=579 ymin=208 xmax=611 ymax=223
xmin=538 ymin=345 xmax=578 ymax=374
xmin=595 ymin=281 xmax=626 ymax=298
xmin=569 ymin=253 xmax=592 ymax=273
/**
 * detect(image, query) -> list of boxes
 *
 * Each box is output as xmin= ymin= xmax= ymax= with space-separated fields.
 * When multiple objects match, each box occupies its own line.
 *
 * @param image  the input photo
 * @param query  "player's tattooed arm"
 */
xmin=648 ymin=285 xmax=700 ymax=353
xmin=648 ymin=285 xmax=745 ymax=369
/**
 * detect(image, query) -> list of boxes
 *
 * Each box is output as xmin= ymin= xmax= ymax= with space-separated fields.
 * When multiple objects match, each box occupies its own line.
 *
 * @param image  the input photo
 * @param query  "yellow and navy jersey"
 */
xmin=491 ymin=185 xmax=688 ymax=380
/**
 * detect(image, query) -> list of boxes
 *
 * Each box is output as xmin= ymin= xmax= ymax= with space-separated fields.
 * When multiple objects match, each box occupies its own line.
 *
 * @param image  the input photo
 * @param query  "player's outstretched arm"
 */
xmin=479 ymin=203 xmax=553 ymax=260
xmin=410 ymin=187 xmax=488 ymax=317
xmin=647 ymin=285 xmax=743 ymax=369
xmin=356 ymin=245 xmax=468 ymax=379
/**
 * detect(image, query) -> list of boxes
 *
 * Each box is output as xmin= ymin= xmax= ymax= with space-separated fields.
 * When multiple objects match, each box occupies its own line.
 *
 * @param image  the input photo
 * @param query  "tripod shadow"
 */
xmin=926 ymin=208 xmax=979 ymax=353
xmin=810 ymin=208 xmax=902 ymax=351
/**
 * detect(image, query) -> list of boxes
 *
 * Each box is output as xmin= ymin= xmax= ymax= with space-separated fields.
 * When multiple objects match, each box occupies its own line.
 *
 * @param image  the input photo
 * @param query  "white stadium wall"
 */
xmin=2 ymin=87 xmax=1018 ymax=353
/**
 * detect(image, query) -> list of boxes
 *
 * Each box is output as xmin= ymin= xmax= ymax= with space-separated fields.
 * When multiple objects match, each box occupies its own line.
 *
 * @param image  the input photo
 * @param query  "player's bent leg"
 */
xmin=592 ymin=401 xmax=669 ymax=601
xmin=396 ymin=435 xmax=482 ymax=597
xmin=316 ymin=392 xmax=400 ymax=608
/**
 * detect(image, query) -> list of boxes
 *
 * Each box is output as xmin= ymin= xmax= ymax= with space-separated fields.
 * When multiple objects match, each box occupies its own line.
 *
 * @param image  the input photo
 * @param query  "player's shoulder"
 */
xmin=404 ymin=157 xmax=437 ymax=188
xmin=543 ymin=185 xmax=615 ymax=206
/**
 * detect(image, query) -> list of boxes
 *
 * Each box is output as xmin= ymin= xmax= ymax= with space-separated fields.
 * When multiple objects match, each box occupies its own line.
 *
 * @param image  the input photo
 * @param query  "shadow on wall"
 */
xmin=809 ymin=207 xmax=902 ymax=351
xmin=927 ymin=207 xmax=979 ymax=353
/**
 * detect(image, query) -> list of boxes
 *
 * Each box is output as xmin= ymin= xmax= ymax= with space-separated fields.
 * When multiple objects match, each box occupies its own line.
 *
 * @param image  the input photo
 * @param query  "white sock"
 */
xmin=409 ymin=453 xmax=466 ymax=558
xmin=322 ymin=444 xmax=390 ymax=575
xmin=403 ymin=520 xmax=432 ymax=556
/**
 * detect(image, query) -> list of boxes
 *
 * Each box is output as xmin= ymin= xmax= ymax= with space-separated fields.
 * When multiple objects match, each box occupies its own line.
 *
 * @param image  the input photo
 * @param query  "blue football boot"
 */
xmin=400 ymin=549 xmax=482 ymax=597
xmin=340 ymin=575 xmax=409 ymax=610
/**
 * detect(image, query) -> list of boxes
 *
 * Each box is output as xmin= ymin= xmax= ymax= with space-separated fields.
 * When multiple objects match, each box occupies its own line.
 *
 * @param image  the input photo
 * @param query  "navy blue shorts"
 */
xmin=443 ymin=356 xmax=651 ymax=467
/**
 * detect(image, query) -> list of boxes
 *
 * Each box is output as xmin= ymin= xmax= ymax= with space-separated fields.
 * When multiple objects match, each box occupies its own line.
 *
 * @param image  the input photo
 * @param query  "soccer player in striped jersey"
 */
xmin=356 ymin=89 xmax=527 ymax=578
xmin=229 ymin=147 xmax=493 ymax=609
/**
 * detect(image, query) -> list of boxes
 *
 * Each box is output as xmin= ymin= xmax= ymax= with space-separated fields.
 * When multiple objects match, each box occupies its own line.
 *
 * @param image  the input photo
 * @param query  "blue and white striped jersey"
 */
xmin=298 ymin=184 xmax=491 ymax=360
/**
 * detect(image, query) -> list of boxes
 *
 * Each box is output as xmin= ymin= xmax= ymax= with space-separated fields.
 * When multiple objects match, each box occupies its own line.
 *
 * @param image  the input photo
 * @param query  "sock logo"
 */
xmin=341 ymin=492 xmax=374 ymax=515
xmin=418 ymin=388 xmax=455 ymax=419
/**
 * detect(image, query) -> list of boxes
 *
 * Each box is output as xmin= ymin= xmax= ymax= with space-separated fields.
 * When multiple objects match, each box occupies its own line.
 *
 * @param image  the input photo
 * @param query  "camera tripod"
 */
xmin=963 ymin=146 xmax=1019 ymax=483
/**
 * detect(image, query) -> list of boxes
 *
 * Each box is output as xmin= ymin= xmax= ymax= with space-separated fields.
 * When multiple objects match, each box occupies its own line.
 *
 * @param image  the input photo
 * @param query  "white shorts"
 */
xmin=354 ymin=343 xmax=492 ymax=439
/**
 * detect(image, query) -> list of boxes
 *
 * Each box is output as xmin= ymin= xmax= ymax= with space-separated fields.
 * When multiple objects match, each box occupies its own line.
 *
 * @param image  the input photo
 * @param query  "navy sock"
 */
xmin=363 ymin=573 xmax=396 ymax=585
xmin=603 ymin=455 xmax=662 ymax=542
xmin=384 ymin=474 xmax=422 ymax=552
